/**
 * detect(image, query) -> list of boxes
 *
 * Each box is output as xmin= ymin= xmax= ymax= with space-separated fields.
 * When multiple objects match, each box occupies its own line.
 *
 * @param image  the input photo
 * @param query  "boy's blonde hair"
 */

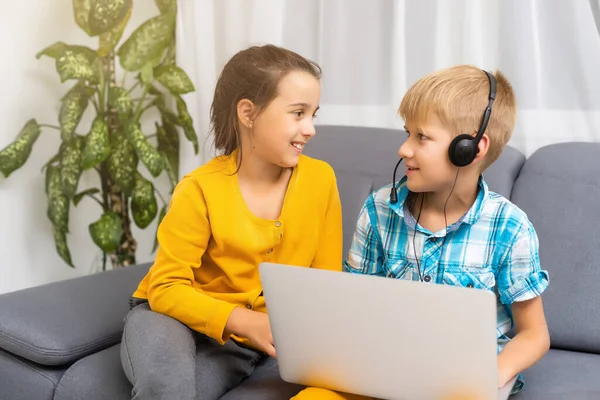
xmin=399 ymin=65 xmax=517 ymax=171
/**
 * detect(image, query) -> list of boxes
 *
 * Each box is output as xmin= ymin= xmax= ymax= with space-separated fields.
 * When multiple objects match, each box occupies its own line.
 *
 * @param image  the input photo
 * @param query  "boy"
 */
xmin=293 ymin=65 xmax=550 ymax=400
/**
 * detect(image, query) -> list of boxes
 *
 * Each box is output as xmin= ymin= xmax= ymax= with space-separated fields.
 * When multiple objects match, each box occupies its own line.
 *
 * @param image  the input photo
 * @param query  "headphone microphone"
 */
xmin=389 ymin=158 xmax=403 ymax=204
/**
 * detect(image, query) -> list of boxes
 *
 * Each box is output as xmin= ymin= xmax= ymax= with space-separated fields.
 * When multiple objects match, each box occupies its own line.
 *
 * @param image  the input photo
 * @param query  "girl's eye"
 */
xmin=312 ymin=113 xmax=318 ymax=119
xmin=293 ymin=111 xmax=303 ymax=117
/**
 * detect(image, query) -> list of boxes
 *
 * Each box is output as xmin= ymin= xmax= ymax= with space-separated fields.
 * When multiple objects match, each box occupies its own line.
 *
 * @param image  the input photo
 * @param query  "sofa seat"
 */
xmin=514 ymin=349 xmax=600 ymax=400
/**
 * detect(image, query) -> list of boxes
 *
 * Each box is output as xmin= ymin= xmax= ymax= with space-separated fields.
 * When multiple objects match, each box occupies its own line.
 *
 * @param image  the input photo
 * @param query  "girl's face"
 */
xmin=244 ymin=71 xmax=321 ymax=168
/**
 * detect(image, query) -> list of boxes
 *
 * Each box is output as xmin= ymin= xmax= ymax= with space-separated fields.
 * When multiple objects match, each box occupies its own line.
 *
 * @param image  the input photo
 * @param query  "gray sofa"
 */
xmin=0 ymin=125 xmax=598 ymax=399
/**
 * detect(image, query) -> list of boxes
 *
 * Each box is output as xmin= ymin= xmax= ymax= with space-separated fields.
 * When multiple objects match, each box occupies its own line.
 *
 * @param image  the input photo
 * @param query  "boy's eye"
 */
xmin=419 ymin=133 xmax=428 ymax=140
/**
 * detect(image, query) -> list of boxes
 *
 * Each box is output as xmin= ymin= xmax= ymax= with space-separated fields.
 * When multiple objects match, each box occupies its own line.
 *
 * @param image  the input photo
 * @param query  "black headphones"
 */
xmin=390 ymin=69 xmax=496 ymax=204
xmin=448 ymin=69 xmax=497 ymax=167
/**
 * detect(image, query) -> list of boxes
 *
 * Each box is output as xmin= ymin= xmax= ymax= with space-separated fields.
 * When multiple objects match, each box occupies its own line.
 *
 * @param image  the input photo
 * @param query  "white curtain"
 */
xmin=176 ymin=0 xmax=600 ymax=173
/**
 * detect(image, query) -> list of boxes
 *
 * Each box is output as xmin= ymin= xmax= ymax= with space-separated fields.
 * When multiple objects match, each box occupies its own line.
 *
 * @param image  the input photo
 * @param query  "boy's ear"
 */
xmin=237 ymin=99 xmax=256 ymax=128
xmin=474 ymin=134 xmax=490 ymax=163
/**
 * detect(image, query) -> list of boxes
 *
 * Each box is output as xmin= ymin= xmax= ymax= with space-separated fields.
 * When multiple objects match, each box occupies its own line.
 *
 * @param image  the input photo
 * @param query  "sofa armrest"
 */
xmin=0 ymin=263 xmax=150 ymax=366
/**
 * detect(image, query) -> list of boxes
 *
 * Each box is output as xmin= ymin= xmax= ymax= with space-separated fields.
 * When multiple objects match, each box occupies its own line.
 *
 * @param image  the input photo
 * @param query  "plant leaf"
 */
xmin=107 ymin=134 xmax=137 ymax=195
xmin=125 ymin=121 xmax=164 ymax=177
xmin=98 ymin=5 xmax=131 ymax=56
xmin=53 ymin=225 xmax=74 ymax=267
xmin=154 ymin=65 xmax=195 ymax=95
xmin=88 ymin=0 xmax=132 ymax=36
xmin=131 ymin=173 xmax=158 ymax=229
xmin=59 ymin=136 xmax=85 ymax=198
xmin=140 ymin=63 xmax=154 ymax=84
xmin=59 ymin=82 xmax=91 ymax=141
xmin=56 ymin=46 xmax=99 ymax=83
xmin=46 ymin=165 xmax=70 ymax=232
xmin=155 ymin=0 xmax=176 ymax=14
xmin=176 ymin=96 xmax=198 ymax=154
xmin=36 ymin=41 xmax=68 ymax=59
xmin=0 ymin=119 xmax=41 ymax=178
xmin=108 ymin=86 xmax=133 ymax=115
xmin=157 ymin=121 xmax=179 ymax=187
xmin=89 ymin=211 xmax=122 ymax=253
xmin=73 ymin=188 xmax=100 ymax=206
xmin=82 ymin=117 xmax=110 ymax=169
xmin=152 ymin=205 xmax=167 ymax=253
xmin=117 ymin=12 xmax=175 ymax=71
xmin=73 ymin=0 xmax=94 ymax=36
xmin=41 ymin=153 xmax=60 ymax=173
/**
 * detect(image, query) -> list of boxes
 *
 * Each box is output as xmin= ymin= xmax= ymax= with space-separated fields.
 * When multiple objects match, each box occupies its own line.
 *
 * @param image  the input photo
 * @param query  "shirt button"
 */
xmin=430 ymin=237 xmax=437 ymax=242
xmin=245 ymin=304 xmax=252 ymax=309
xmin=467 ymin=283 xmax=474 ymax=288
xmin=424 ymin=275 xmax=431 ymax=282
xmin=275 ymin=221 xmax=281 ymax=227
xmin=267 ymin=248 xmax=273 ymax=254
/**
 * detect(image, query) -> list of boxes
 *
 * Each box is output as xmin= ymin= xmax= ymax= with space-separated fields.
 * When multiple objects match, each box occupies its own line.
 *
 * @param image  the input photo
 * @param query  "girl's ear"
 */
xmin=237 ymin=99 xmax=256 ymax=128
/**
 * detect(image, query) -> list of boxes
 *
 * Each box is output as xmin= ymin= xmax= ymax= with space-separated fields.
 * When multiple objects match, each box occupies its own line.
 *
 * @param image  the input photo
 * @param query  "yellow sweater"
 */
xmin=132 ymin=149 xmax=343 ymax=348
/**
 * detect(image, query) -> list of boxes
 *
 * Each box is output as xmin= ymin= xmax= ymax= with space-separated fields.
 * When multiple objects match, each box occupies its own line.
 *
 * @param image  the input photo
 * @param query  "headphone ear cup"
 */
xmin=448 ymin=134 xmax=479 ymax=167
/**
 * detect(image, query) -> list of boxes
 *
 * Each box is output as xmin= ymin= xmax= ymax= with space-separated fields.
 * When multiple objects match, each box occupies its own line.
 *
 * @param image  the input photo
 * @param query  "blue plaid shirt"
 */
xmin=343 ymin=175 xmax=549 ymax=393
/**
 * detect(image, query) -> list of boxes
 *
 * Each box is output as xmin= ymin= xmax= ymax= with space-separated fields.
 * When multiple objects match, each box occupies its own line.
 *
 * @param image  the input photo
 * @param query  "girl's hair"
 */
xmin=209 ymin=44 xmax=322 ymax=157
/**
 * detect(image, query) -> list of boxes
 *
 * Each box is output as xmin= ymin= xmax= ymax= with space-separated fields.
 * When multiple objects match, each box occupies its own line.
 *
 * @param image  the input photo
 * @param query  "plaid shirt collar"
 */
xmin=388 ymin=175 xmax=489 ymax=232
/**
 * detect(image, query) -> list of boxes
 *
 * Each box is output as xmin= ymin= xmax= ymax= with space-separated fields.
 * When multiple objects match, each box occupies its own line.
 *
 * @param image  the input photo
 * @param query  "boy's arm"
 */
xmin=496 ymin=223 xmax=550 ymax=387
xmin=343 ymin=195 xmax=386 ymax=275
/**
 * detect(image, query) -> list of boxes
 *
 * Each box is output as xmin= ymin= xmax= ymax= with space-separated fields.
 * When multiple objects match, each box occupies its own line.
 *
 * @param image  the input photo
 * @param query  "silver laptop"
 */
xmin=259 ymin=262 xmax=517 ymax=400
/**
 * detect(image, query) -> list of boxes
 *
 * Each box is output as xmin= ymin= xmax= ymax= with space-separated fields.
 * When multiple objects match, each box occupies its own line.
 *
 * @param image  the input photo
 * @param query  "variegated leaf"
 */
xmin=82 ymin=117 xmax=110 ymax=169
xmin=88 ymin=0 xmax=132 ymax=36
xmin=152 ymin=205 xmax=167 ymax=253
xmin=154 ymin=65 xmax=195 ymax=95
xmin=53 ymin=225 xmax=74 ymax=267
xmin=117 ymin=12 xmax=175 ymax=71
xmin=125 ymin=121 xmax=164 ymax=177
xmin=36 ymin=41 xmax=68 ymax=59
xmin=56 ymin=46 xmax=99 ymax=83
xmin=59 ymin=136 xmax=85 ymax=198
xmin=98 ymin=6 xmax=131 ymax=56
xmin=107 ymin=134 xmax=137 ymax=195
xmin=73 ymin=0 xmax=93 ymax=36
xmin=59 ymin=83 xmax=91 ymax=141
xmin=155 ymin=0 xmax=176 ymax=14
xmin=45 ymin=165 xmax=70 ymax=232
xmin=0 ymin=119 xmax=41 ymax=178
xmin=89 ymin=211 xmax=122 ymax=253
xmin=131 ymin=173 xmax=158 ymax=229
xmin=176 ymin=96 xmax=198 ymax=154
xmin=157 ymin=121 xmax=179 ymax=187
xmin=108 ymin=86 xmax=133 ymax=115
xmin=73 ymin=188 xmax=100 ymax=206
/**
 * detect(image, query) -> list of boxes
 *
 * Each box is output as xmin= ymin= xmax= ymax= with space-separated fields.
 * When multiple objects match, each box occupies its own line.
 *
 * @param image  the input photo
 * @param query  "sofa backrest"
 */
xmin=305 ymin=125 xmax=526 ymax=255
xmin=509 ymin=142 xmax=600 ymax=354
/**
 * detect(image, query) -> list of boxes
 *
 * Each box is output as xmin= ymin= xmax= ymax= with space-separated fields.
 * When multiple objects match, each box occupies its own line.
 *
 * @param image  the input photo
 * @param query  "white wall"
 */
xmin=0 ymin=1 xmax=175 ymax=294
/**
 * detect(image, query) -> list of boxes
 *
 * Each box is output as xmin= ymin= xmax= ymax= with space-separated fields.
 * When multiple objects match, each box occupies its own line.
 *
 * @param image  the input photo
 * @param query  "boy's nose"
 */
xmin=398 ymin=140 xmax=412 ymax=159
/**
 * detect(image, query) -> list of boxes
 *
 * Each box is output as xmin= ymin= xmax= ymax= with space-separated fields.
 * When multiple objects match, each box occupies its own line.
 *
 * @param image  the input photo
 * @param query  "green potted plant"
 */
xmin=0 ymin=0 xmax=198 ymax=269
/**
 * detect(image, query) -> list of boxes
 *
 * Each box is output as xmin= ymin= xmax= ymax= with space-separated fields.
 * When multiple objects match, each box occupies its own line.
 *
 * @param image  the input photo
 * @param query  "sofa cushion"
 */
xmin=513 ymin=349 xmax=600 ymax=399
xmin=54 ymin=344 xmax=131 ymax=400
xmin=0 ymin=348 xmax=67 ymax=400
xmin=306 ymin=125 xmax=525 ymax=256
xmin=510 ymin=142 xmax=600 ymax=353
xmin=0 ymin=263 xmax=150 ymax=366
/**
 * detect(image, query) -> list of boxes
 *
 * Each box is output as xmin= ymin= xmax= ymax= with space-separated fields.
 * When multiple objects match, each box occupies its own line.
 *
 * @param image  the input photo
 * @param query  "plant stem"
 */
xmin=145 ymin=133 xmax=157 ymax=139
xmin=121 ymin=71 xmax=128 ymax=87
xmin=127 ymin=80 xmax=141 ymax=94
xmin=90 ymin=96 xmax=100 ymax=114
xmin=39 ymin=124 xmax=61 ymax=130
xmin=134 ymin=84 xmax=150 ymax=121
xmin=102 ymin=252 xmax=107 ymax=271
xmin=88 ymin=194 xmax=106 ymax=209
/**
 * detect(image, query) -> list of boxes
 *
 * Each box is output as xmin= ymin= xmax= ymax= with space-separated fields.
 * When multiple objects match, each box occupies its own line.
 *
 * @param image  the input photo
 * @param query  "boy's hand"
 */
xmin=224 ymin=307 xmax=276 ymax=358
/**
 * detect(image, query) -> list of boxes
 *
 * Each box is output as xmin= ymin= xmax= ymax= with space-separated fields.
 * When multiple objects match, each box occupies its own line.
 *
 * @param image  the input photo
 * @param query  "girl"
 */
xmin=120 ymin=44 xmax=342 ymax=400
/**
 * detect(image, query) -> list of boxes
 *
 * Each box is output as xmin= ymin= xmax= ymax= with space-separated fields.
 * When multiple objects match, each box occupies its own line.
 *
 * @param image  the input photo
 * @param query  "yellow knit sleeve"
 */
xmin=311 ymin=169 xmax=343 ymax=271
xmin=146 ymin=176 xmax=237 ymax=344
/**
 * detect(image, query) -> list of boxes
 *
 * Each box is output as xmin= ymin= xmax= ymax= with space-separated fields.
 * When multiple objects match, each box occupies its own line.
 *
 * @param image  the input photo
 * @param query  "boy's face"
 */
xmin=400 ymin=114 xmax=461 ymax=193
